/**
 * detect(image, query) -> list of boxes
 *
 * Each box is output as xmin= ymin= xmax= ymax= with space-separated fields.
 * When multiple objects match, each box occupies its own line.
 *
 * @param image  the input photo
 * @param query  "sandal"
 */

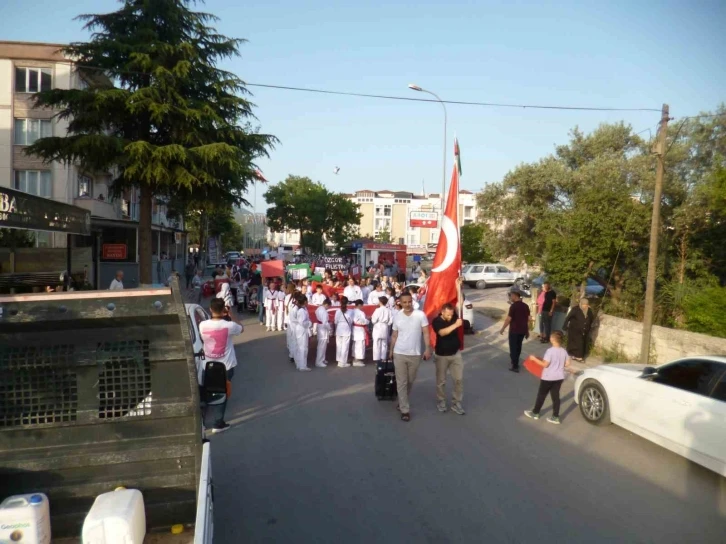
xmin=401 ymin=413 xmax=411 ymax=422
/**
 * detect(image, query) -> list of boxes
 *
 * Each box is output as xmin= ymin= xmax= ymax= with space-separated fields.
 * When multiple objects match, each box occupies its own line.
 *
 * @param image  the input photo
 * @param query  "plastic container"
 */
xmin=0 ymin=492 xmax=51 ymax=544
xmin=82 ymin=489 xmax=146 ymax=544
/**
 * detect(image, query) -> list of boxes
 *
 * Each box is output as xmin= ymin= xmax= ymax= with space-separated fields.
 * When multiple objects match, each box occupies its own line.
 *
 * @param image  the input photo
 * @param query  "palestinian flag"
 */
xmin=454 ymin=137 xmax=462 ymax=176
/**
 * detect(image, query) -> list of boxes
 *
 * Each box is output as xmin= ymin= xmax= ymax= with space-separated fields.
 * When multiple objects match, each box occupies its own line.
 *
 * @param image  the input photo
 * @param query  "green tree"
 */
xmin=264 ymin=175 xmax=361 ymax=253
xmin=26 ymin=0 xmax=275 ymax=283
xmin=460 ymin=223 xmax=492 ymax=263
xmin=375 ymin=227 xmax=392 ymax=243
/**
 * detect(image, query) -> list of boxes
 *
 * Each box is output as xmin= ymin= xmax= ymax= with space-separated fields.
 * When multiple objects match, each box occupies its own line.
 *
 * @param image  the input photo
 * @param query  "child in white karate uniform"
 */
xmin=315 ymin=298 xmax=332 ymax=368
xmin=351 ymin=299 xmax=369 ymax=367
xmin=265 ymin=283 xmax=281 ymax=331
xmin=371 ymin=295 xmax=392 ymax=363
xmin=310 ymin=284 xmax=326 ymax=336
xmin=333 ymin=297 xmax=354 ymax=367
xmin=292 ymin=294 xmax=312 ymax=371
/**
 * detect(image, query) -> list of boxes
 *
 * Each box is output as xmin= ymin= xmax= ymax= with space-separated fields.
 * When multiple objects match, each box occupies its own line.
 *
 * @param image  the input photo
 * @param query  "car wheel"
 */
xmin=579 ymin=381 xmax=611 ymax=426
xmin=475 ymin=280 xmax=487 ymax=289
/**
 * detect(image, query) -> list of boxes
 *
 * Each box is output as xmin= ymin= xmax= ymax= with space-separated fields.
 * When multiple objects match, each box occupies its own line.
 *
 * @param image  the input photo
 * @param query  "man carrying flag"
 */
xmin=424 ymin=138 xmax=466 ymax=415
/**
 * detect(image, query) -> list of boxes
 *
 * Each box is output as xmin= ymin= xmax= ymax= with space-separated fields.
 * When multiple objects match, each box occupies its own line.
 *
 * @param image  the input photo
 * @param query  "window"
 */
xmin=407 ymin=234 xmax=418 ymax=245
xmin=14 ymin=118 xmax=52 ymax=145
xmin=15 ymin=67 xmax=52 ymax=93
xmin=471 ymin=266 xmax=484 ymax=273
xmin=484 ymin=266 xmax=496 ymax=273
xmin=78 ymin=174 xmax=93 ymax=197
xmin=651 ymin=360 xmax=724 ymax=397
xmin=14 ymin=170 xmax=51 ymax=198
xmin=497 ymin=266 xmax=510 ymax=273
xmin=429 ymin=230 xmax=439 ymax=243
xmin=712 ymin=371 xmax=726 ymax=402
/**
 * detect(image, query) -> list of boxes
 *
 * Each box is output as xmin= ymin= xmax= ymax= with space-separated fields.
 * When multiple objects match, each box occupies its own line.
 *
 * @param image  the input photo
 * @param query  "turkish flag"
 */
xmin=423 ymin=162 xmax=463 ymax=350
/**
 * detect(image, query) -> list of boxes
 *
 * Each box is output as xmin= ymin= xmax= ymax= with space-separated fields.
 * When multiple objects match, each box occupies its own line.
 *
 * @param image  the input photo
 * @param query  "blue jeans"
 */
xmin=258 ymin=301 xmax=265 ymax=323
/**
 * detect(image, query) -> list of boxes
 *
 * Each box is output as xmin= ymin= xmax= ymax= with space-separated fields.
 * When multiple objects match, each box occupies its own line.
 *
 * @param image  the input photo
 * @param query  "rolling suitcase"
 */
xmin=375 ymin=359 xmax=397 ymax=401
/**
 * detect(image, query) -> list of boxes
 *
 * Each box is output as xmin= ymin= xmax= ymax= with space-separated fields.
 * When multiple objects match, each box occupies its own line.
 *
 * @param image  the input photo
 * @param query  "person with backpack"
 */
xmin=199 ymin=298 xmax=244 ymax=434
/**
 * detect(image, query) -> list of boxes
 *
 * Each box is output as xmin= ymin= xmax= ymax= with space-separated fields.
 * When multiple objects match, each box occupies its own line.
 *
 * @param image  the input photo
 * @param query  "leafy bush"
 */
xmin=682 ymin=286 xmax=726 ymax=338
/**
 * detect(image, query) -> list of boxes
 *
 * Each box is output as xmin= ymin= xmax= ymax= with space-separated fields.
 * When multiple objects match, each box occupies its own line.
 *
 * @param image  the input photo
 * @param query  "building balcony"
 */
xmin=73 ymin=196 xmax=121 ymax=220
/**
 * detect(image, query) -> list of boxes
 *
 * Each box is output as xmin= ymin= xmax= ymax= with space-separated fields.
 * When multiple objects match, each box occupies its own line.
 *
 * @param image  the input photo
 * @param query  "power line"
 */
xmin=244 ymin=82 xmax=662 ymax=113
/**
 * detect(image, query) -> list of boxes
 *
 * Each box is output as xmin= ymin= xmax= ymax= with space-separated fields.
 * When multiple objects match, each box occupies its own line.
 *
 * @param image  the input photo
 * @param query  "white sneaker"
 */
xmin=315 ymin=363 xmax=327 ymax=368
xmin=299 ymin=367 xmax=312 ymax=372
xmin=352 ymin=361 xmax=365 ymax=367
xmin=338 ymin=362 xmax=351 ymax=368
xmin=266 ymin=327 xmax=271 ymax=332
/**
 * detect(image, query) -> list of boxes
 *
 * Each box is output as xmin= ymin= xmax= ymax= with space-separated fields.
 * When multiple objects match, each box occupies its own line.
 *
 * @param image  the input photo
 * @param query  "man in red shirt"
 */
xmin=499 ymin=290 xmax=531 ymax=373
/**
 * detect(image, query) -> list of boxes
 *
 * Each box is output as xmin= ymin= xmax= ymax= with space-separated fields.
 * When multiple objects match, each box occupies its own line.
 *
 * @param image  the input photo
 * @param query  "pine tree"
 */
xmin=26 ymin=0 xmax=276 ymax=283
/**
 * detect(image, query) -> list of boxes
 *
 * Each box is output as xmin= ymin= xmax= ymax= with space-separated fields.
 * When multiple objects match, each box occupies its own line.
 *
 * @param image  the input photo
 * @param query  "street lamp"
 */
xmin=408 ymin=83 xmax=447 ymax=214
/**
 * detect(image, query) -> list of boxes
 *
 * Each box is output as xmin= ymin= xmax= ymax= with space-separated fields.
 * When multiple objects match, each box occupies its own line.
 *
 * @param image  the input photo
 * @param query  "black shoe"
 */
xmin=509 ymin=365 xmax=520 ymax=373
xmin=211 ymin=423 xmax=230 ymax=434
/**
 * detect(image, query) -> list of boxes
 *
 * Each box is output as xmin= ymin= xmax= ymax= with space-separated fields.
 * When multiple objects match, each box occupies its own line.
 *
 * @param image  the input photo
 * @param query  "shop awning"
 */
xmin=0 ymin=187 xmax=91 ymax=236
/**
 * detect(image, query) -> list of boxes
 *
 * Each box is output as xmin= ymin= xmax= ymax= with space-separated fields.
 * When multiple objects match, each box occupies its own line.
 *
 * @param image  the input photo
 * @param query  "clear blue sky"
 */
xmin=3 ymin=0 xmax=725 ymax=212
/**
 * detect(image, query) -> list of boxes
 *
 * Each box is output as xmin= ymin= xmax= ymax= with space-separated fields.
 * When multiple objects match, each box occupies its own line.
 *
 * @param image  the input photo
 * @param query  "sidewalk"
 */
xmin=469 ymin=299 xmax=601 ymax=373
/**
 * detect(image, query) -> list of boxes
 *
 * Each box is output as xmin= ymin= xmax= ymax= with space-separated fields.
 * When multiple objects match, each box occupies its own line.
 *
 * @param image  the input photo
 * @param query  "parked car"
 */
xmin=462 ymin=263 xmax=520 ymax=289
xmin=405 ymin=283 xmax=475 ymax=332
xmin=185 ymin=303 xmax=210 ymax=383
xmin=224 ymin=251 xmax=242 ymax=263
xmin=531 ymin=274 xmax=607 ymax=297
xmin=574 ymin=356 xmax=726 ymax=477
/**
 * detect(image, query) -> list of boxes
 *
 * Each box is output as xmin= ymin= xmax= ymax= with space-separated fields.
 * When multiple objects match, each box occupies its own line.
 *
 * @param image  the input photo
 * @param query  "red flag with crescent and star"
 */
xmin=423 ymin=143 xmax=463 ymax=350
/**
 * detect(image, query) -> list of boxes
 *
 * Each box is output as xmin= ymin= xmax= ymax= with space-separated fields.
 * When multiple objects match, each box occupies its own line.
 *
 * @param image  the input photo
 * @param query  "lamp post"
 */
xmin=408 ymin=83 xmax=447 ymax=214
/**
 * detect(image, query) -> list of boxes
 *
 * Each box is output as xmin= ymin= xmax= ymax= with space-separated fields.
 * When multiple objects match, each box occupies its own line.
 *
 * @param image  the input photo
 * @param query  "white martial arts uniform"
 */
xmin=367 ymin=289 xmax=384 ymax=306
xmin=351 ymin=308 xmax=369 ymax=363
xmin=371 ymin=305 xmax=392 ymax=362
xmin=310 ymin=292 xmax=326 ymax=335
xmin=315 ymin=305 xmax=331 ymax=367
xmin=292 ymin=306 xmax=311 ymax=370
xmin=343 ymin=285 xmax=362 ymax=303
xmin=287 ymin=301 xmax=298 ymax=360
xmin=265 ymin=288 xmax=283 ymax=330
xmin=284 ymin=293 xmax=295 ymax=330
xmin=334 ymin=308 xmax=354 ymax=366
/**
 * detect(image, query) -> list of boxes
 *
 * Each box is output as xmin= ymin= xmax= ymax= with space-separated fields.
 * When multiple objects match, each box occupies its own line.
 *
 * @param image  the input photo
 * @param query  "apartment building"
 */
xmin=267 ymin=188 xmax=479 ymax=252
xmin=0 ymin=41 xmax=185 ymax=286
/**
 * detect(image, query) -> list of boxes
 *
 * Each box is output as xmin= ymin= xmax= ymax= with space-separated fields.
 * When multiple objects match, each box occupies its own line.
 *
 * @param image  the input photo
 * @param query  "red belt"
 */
xmin=354 ymin=323 xmax=370 ymax=346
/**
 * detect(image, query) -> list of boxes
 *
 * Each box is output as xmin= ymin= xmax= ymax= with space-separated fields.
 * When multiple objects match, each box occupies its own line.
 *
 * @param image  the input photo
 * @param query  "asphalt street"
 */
xmin=210 ymin=302 xmax=726 ymax=543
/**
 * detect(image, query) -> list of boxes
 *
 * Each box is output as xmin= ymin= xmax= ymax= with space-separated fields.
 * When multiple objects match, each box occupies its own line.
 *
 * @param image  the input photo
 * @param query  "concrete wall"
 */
xmin=591 ymin=313 xmax=726 ymax=365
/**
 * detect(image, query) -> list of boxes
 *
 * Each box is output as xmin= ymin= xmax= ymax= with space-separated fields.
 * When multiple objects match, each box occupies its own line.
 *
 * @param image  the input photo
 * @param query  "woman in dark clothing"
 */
xmin=563 ymin=298 xmax=594 ymax=361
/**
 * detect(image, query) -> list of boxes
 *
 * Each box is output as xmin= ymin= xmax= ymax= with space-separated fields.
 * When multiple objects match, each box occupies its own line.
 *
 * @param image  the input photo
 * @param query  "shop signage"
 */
xmin=362 ymin=243 xmax=407 ymax=251
xmin=102 ymin=244 xmax=128 ymax=260
xmin=410 ymin=211 xmax=438 ymax=228
xmin=0 ymin=187 xmax=91 ymax=235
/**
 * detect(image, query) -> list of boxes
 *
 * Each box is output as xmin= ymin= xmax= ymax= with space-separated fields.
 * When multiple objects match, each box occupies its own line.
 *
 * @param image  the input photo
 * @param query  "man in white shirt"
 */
xmin=389 ymin=292 xmax=431 ymax=422
xmin=343 ymin=278 xmax=362 ymax=304
xmin=109 ymin=270 xmax=124 ymax=290
xmin=310 ymin=284 xmax=327 ymax=336
xmin=199 ymin=298 xmax=244 ymax=433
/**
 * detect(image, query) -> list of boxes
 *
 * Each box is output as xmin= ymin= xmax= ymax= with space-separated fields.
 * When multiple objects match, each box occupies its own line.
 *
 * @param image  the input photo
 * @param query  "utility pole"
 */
xmin=640 ymin=104 xmax=670 ymax=365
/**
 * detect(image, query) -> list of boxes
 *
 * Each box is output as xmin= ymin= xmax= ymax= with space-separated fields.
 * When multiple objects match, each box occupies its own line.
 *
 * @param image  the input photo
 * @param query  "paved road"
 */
xmin=210 ymin=310 xmax=726 ymax=543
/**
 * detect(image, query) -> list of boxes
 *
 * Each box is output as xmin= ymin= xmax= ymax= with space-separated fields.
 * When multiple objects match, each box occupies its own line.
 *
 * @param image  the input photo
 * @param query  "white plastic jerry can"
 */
xmin=0 ymin=492 xmax=51 ymax=544
xmin=82 ymin=488 xmax=146 ymax=544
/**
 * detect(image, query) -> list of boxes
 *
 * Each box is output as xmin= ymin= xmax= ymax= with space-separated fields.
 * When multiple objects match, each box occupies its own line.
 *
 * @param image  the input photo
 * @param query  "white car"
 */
xmin=404 ymin=284 xmax=475 ymax=331
xmin=185 ymin=303 xmax=210 ymax=383
xmin=462 ymin=263 xmax=520 ymax=289
xmin=574 ymin=357 xmax=726 ymax=477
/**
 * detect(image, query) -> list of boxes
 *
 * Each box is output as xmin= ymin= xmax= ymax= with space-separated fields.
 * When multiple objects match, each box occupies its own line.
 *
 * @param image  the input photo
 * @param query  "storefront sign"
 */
xmin=410 ymin=211 xmax=438 ymax=228
xmin=0 ymin=187 xmax=91 ymax=235
xmin=102 ymin=244 xmax=127 ymax=260
xmin=362 ymin=243 xmax=407 ymax=251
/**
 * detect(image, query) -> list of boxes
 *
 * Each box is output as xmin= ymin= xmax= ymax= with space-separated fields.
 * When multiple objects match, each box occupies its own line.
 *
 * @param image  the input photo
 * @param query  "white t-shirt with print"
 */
xmin=199 ymin=319 xmax=243 ymax=371
xmin=392 ymin=309 xmax=429 ymax=356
